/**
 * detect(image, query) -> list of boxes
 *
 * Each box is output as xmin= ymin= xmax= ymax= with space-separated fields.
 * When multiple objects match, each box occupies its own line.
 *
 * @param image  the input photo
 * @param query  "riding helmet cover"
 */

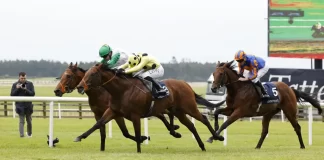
xmin=99 ymin=44 xmax=112 ymax=57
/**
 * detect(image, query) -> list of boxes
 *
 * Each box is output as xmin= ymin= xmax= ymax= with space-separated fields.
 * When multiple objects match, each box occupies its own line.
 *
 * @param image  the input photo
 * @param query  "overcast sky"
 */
xmin=0 ymin=0 xmax=315 ymax=69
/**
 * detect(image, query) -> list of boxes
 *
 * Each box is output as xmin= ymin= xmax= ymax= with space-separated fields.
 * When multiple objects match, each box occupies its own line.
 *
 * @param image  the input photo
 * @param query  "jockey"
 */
xmin=117 ymin=52 xmax=168 ymax=96
xmin=98 ymin=44 xmax=129 ymax=69
xmin=234 ymin=50 xmax=270 ymax=98
xmin=316 ymin=22 xmax=322 ymax=30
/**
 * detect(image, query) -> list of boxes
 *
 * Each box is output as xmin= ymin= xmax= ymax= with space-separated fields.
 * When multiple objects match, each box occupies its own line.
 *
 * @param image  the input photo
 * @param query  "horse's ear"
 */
xmin=216 ymin=61 xmax=220 ymax=67
xmin=74 ymin=62 xmax=78 ymax=67
xmin=226 ymin=60 xmax=235 ymax=67
xmin=69 ymin=62 xmax=72 ymax=66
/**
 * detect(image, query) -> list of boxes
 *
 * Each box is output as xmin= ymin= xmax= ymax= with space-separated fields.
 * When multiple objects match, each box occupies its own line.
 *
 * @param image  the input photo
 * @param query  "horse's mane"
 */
xmin=219 ymin=61 xmax=238 ymax=77
xmin=97 ymin=63 xmax=136 ymax=79
xmin=68 ymin=66 xmax=87 ymax=73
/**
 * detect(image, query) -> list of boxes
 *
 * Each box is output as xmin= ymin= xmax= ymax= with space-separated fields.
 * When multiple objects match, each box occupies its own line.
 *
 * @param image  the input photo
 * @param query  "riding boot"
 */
xmin=144 ymin=76 xmax=167 ymax=95
xmin=255 ymin=81 xmax=270 ymax=98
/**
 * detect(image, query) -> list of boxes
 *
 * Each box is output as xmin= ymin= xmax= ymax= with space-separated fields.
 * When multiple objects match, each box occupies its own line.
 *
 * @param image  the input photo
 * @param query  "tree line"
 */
xmin=0 ymin=57 xmax=217 ymax=82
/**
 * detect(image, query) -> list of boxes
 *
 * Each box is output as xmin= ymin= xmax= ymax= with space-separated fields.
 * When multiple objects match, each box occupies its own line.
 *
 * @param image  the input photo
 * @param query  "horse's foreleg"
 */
xmin=131 ymin=114 xmax=142 ymax=153
xmin=214 ymin=107 xmax=233 ymax=131
xmin=206 ymin=107 xmax=233 ymax=143
xmin=212 ymin=109 xmax=243 ymax=142
xmin=114 ymin=117 xmax=148 ymax=143
xmin=74 ymin=107 xmax=115 ymax=142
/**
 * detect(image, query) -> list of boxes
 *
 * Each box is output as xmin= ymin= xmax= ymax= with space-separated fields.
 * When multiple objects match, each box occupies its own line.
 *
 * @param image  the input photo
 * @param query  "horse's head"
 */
xmin=76 ymin=63 xmax=116 ymax=94
xmin=311 ymin=24 xmax=316 ymax=31
xmin=211 ymin=60 xmax=238 ymax=93
xmin=54 ymin=62 xmax=87 ymax=97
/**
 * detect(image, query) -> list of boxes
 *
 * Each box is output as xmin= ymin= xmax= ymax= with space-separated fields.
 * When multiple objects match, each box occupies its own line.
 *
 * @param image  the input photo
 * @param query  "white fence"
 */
xmin=0 ymin=96 xmax=320 ymax=147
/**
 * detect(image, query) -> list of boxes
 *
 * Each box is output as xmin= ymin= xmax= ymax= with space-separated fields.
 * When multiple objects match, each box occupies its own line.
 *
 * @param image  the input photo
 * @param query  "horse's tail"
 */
xmin=291 ymin=88 xmax=322 ymax=115
xmin=194 ymin=92 xmax=225 ymax=109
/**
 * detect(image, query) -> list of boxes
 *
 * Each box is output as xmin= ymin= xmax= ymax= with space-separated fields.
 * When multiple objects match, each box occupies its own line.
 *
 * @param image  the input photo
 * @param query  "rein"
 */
xmin=216 ymin=67 xmax=239 ymax=87
xmin=59 ymin=71 xmax=76 ymax=93
xmin=82 ymin=67 xmax=147 ymax=94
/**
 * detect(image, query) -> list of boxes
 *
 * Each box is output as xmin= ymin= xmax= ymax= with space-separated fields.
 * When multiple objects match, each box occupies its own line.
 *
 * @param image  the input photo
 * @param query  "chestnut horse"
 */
xmin=53 ymin=62 xmax=180 ymax=151
xmin=207 ymin=60 xmax=322 ymax=149
xmin=74 ymin=63 xmax=225 ymax=153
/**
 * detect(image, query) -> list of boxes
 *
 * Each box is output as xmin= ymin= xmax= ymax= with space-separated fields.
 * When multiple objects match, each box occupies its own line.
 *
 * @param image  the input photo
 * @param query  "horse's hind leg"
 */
xmin=114 ymin=117 xmax=148 ymax=143
xmin=282 ymin=106 xmax=305 ymax=149
xmin=174 ymin=111 xmax=206 ymax=151
xmin=155 ymin=113 xmax=181 ymax=138
xmin=255 ymin=108 xmax=280 ymax=149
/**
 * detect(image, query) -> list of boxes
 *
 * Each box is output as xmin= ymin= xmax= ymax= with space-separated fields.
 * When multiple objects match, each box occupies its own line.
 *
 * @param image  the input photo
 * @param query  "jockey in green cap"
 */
xmin=99 ymin=44 xmax=129 ymax=69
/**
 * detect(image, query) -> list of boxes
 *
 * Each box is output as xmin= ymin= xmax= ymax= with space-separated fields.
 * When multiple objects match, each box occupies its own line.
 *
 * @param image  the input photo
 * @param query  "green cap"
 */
xmin=99 ymin=44 xmax=112 ymax=57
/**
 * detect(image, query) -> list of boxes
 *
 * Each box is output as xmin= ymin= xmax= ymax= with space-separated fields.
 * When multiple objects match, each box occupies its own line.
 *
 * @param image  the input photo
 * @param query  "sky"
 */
xmin=0 ymin=0 xmax=316 ymax=69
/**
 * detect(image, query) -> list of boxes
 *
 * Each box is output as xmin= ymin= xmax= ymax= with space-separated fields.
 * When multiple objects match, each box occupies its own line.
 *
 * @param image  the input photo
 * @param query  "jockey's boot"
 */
xmin=255 ymin=81 xmax=270 ymax=99
xmin=144 ymin=76 xmax=167 ymax=95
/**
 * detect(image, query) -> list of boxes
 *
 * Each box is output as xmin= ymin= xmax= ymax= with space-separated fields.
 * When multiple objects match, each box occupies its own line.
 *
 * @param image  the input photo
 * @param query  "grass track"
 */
xmin=1 ymin=118 xmax=324 ymax=160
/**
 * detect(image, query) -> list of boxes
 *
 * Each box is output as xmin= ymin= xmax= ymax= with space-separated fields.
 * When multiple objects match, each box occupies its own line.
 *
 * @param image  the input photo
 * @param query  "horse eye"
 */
xmin=66 ymin=75 xmax=71 ymax=78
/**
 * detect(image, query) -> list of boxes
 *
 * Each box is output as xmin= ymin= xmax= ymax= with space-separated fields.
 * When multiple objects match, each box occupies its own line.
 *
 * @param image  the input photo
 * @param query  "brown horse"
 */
xmin=53 ymin=62 xmax=180 ymax=151
xmin=74 ymin=63 xmax=225 ymax=153
xmin=206 ymin=60 xmax=322 ymax=149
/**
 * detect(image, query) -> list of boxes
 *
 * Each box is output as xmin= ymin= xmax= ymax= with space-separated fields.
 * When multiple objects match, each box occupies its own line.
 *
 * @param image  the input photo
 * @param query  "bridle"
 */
xmin=80 ymin=66 xmax=117 ymax=92
xmin=80 ymin=66 xmax=147 ymax=93
xmin=58 ymin=70 xmax=76 ymax=93
xmin=214 ymin=67 xmax=239 ymax=88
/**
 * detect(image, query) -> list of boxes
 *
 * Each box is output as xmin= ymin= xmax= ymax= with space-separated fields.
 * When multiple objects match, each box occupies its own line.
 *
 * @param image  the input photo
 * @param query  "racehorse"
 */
xmin=53 ymin=62 xmax=181 ymax=151
xmin=74 ymin=63 xmax=226 ymax=153
xmin=206 ymin=60 xmax=322 ymax=149
xmin=311 ymin=24 xmax=324 ymax=38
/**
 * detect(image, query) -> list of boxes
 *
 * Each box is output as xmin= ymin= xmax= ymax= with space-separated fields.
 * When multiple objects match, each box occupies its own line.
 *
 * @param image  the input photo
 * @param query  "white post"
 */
xmin=281 ymin=110 xmax=284 ymax=122
xmin=223 ymin=116 xmax=227 ymax=146
xmin=308 ymin=106 xmax=313 ymax=146
xmin=49 ymin=101 xmax=54 ymax=148
xmin=191 ymin=117 xmax=195 ymax=139
xmin=58 ymin=103 xmax=61 ymax=119
xmin=108 ymin=121 xmax=112 ymax=138
xmin=249 ymin=117 xmax=252 ymax=122
xmin=12 ymin=101 xmax=15 ymax=118
xmin=144 ymin=118 xmax=149 ymax=144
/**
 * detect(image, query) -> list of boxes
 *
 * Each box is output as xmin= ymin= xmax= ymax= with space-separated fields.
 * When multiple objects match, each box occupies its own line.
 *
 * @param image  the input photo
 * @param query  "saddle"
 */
xmin=139 ymin=77 xmax=170 ymax=99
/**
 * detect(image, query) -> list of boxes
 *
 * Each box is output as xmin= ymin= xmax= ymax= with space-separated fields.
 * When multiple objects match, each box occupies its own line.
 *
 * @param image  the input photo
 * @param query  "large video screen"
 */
xmin=268 ymin=0 xmax=324 ymax=59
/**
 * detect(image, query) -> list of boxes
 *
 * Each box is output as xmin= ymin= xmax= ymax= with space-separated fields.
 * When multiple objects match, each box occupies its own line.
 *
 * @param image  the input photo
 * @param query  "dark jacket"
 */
xmin=10 ymin=80 xmax=35 ymax=114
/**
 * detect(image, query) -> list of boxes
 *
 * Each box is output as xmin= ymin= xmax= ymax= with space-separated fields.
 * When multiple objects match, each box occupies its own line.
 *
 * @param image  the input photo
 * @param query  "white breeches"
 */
xmin=135 ymin=65 xmax=165 ymax=79
xmin=249 ymin=64 xmax=269 ymax=83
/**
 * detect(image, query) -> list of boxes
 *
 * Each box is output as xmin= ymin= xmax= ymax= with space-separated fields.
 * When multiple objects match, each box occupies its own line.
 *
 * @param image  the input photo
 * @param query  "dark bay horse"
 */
xmin=74 ymin=63 xmax=225 ymax=153
xmin=53 ymin=62 xmax=180 ymax=151
xmin=207 ymin=60 xmax=322 ymax=149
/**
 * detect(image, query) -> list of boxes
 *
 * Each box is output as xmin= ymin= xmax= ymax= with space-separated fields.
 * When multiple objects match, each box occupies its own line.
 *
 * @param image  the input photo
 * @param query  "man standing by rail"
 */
xmin=10 ymin=72 xmax=35 ymax=138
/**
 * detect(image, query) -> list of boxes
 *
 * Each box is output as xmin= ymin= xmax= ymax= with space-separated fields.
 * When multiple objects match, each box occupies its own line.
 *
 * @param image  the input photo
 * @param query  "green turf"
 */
xmin=269 ymin=0 xmax=324 ymax=40
xmin=269 ymin=0 xmax=324 ymax=56
xmin=0 ymin=118 xmax=324 ymax=160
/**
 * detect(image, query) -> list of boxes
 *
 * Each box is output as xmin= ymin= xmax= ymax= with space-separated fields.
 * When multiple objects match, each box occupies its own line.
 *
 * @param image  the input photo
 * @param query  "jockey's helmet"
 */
xmin=128 ymin=53 xmax=140 ymax=67
xmin=99 ymin=44 xmax=112 ymax=58
xmin=234 ymin=50 xmax=246 ymax=62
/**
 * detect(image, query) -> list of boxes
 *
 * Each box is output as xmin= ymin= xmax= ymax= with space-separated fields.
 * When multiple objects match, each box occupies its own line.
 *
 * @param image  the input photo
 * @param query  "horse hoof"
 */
xmin=173 ymin=125 xmax=180 ymax=130
xmin=148 ymin=136 xmax=151 ymax=141
xmin=214 ymin=135 xmax=224 ymax=141
xmin=74 ymin=137 xmax=81 ymax=142
xmin=174 ymin=133 xmax=182 ymax=138
xmin=301 ymin=146 xmax=305 ymax=149
xmin=206 ymin=138 xmax=213 ymax=143
xmin=255 ymin=147 xmax=260 ymax=149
